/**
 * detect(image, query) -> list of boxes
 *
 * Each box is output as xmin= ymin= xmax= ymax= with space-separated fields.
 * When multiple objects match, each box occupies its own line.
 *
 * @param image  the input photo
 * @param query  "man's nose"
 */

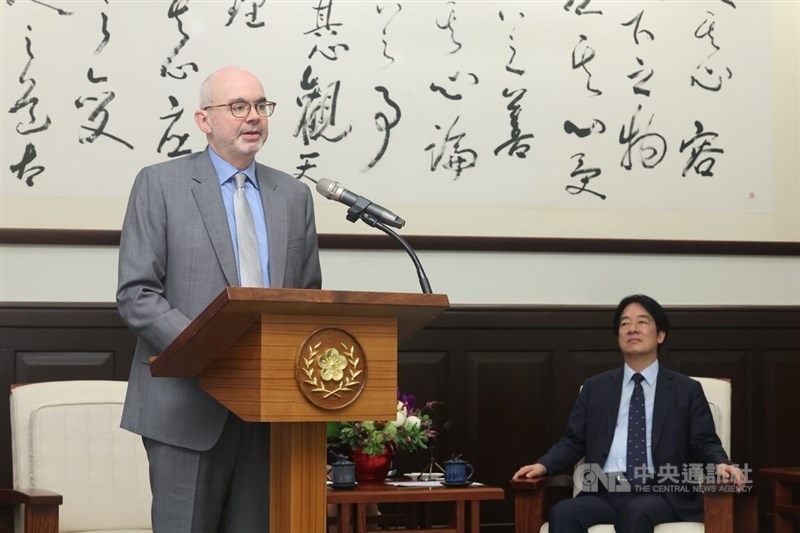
xmin=245 ymin=106 xmax=262 ymax=121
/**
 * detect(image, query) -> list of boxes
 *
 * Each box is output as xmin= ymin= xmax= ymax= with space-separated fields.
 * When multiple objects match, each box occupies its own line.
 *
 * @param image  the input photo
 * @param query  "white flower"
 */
xmin=404 ymin=415 xmax=421 ymax=429
xmin=393 ymin=401 xmax=408 ymax=427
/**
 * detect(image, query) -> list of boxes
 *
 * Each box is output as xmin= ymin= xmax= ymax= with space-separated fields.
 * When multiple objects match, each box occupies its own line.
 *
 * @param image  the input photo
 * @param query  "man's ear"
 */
xmin=195 ymin=109 xmax=211 ymax=134
xmin=657 ymin=331 xmax=666 ymax=345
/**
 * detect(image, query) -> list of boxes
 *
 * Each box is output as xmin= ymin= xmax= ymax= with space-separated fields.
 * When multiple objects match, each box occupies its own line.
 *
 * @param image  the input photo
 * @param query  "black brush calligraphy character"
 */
xmin=424 ymin=116 xmax=477 ymax=179
xmin=226 ymin=0 xmax=267 ymax=28
xmin=75 ymin=70 xmax=134 ymax=150
xmin=564 ymin=119 xmax=606 ymax=138
xmin=572 ymin=35 xmax=602 ymax=97
xmin=9 ymin=27 xmax=52 ymax=135
xmin=376 ymin=3 xmax=402 ymax=68
xmin=619 ymin=104 xmax=667 ymax=170
xmin=363 ymin=86 xmax=401 ymax=171
xmin=294 ymin=152 xmax=320 ymax=181
xmin=294 ymin=66 xmax=351 ymax=146
xmin=566 ymin=153 xmax=606 ymax=199
xmin=690 ymin=12 xmax=732 ymax=92
xmin=94 ymin=11 xmax=110 ymax=54
xmin=157 ymin=95 xmax=192 ymax=158
xmin=10 ymin=143 xmax=45 ymax=187
xmin=621 ymin=10 xmax=654 ymax=45
xmin=304 ymin=0 xmax=343 ymax=37
xmin=628 ymin=57 xmax=654 ymax=97
xmin=7 ymin=0 xmax=73 ymax=15
xmin=679 ymin=120 xmax=724 ymax=177
xmin=499 ymin=10 xmax=526 ymax=76
xmin=160 ymin=0 xmax=199 ymax=80
xmin=308 ymin=43 xmax=350 ymax=61
xmin=494 ymin=88 xmax=534 ymax=158
xmin=436 ymin=2 xmax=462 ymax=54
xmin=564 ymin=0 xmax=602 ymax=16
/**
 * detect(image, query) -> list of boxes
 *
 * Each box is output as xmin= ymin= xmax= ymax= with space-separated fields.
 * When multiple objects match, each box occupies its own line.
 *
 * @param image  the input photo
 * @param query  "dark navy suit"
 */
xmin=538 ymin=365 xmax=729 ymax=523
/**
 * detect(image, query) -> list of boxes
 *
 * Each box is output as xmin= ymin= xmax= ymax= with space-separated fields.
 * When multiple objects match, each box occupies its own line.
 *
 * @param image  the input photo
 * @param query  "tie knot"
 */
xmin=234 ymin=172 xmax=247 ymax=189
xmin=632 ymin=373 xmax=645 ymax=384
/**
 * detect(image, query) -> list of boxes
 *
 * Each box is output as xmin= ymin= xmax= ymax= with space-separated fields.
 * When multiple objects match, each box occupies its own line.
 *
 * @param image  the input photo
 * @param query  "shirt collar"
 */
xmin=207 ymin=146 xmax=258 ymax=188
xmin=624 ymin=359 xmax=659 ymax=387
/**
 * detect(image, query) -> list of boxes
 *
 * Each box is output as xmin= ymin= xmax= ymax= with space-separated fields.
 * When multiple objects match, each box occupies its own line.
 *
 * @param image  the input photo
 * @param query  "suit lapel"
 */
xmin=652 ymin=367 xmax=675 ymax=451
xmin=191 ymin=153 xmax=239 ymax=287
xmin=602 ymin=368 xmax=624 ymax=450
xmin=256 ymin=164 xmax=288 ymax=288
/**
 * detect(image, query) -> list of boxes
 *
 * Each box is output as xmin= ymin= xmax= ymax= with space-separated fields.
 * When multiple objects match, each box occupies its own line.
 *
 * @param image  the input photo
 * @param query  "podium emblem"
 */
xmin=296 ymin=328 xmax=367 ymax=409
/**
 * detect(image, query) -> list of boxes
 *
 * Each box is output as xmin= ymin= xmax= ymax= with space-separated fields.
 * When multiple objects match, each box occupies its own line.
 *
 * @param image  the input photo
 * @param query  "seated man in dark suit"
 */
xmin=513 ymin=294 xmax=745 ymax=533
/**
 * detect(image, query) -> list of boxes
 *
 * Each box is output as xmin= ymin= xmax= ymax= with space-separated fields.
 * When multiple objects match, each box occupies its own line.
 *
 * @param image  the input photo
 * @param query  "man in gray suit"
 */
xmin=117 ymin=66 xmax=322 ymax=532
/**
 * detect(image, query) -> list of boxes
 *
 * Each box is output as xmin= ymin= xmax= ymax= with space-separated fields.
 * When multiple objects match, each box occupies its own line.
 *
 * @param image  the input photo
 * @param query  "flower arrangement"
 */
xmin=328 ymin=392 xmax=440 ymax=457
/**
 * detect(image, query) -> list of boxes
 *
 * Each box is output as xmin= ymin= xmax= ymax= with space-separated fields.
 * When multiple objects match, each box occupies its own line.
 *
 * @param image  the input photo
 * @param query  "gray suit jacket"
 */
xmin=117 ymin=150 xmax=322 ymax=451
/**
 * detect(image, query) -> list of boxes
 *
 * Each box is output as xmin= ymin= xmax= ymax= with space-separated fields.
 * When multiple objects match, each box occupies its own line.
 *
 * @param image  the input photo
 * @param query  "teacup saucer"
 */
xmin=332 ymin=481 xmax=358 ymax=489
xmin=440 ymin=480 xmax=473 ymax=487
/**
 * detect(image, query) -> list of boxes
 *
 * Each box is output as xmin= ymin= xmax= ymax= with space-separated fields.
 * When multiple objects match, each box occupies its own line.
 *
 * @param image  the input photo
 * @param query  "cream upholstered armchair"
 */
xmin=0 ymin=380 xmax=152 ymax=533
xmin=510 ymin=377 xmax=757 ymax=533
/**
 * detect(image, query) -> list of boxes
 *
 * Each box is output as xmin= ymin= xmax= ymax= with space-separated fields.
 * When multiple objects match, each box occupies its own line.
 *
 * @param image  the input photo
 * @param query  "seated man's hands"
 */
xmin=716 ymin=463 xmax=746 ymax=488
xmin=513 ymin=463 xmax=546 ymax=480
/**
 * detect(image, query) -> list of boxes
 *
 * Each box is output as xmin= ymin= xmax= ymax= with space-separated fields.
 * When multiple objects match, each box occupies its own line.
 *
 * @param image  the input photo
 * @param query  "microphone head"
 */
xmin=315 ymin=178 xmax=338 ymax=200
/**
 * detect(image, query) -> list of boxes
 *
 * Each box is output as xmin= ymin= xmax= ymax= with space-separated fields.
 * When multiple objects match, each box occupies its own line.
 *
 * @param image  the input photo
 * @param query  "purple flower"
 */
xmin=398 ymin=389 xmax=417 ymax=411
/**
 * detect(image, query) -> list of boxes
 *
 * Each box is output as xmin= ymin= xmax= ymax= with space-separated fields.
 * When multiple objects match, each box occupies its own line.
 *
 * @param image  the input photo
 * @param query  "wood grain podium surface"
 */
xmin=327 ymin=481 xmax=504 ymax=533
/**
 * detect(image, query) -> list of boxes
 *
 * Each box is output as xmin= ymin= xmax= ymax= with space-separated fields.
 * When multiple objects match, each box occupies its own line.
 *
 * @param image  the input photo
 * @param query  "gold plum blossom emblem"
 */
xmin=319 ymin=347 xmax=348 ymax=382
xmin=296 ymin=328 xmax=367 ymax=409
xmin=303 ymin=342 xmax=361 ymax=398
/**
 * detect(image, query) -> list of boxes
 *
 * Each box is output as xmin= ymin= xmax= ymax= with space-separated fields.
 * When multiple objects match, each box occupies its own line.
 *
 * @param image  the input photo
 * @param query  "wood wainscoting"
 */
xmin=1 ymin=303 xmax=798 ymax=532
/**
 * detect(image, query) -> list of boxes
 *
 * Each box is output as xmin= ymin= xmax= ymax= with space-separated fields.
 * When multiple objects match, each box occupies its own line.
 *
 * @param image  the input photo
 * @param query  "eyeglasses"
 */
xmin=203 ymin=100 xmax=276 ymax=118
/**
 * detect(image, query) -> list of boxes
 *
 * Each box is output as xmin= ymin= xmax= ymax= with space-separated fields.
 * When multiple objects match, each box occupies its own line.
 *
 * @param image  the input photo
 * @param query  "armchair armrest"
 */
xmin=0 ymin=488 xmax=62 ymax=533
xmin=701 ymin=480 xmax=757 ymax=533
xmin=510 ymin=477 xmax=757 ymax=533
xmin=510 ymin=475 xmax=573 ymax=533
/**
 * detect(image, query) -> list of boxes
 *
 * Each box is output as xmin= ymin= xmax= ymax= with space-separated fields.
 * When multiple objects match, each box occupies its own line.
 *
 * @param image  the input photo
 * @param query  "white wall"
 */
xmin=1 ymin=244 xmax=798 ymax=306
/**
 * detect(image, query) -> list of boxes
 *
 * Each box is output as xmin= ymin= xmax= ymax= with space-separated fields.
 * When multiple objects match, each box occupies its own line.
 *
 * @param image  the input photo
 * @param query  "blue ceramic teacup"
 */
xmin=444 ymin=457 xmax=474 ymax=484
xmin=328 ymin=458 xmax=356 ymax=486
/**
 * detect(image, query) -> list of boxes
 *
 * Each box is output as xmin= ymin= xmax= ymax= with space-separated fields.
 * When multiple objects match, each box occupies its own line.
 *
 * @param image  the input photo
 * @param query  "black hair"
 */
xmin=612 ymin=294 xmax=670 ymax=336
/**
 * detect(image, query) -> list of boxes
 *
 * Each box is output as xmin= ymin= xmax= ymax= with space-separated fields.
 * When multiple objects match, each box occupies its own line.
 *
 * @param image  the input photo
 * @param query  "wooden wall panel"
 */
xmin=1 ymin=303 xmax=798 ymax=532
xmin=763 ymin=351 xmax=800 ymax=464
xmin=464 ymin=350 xmax=554 ymax=525
xmin=15 ymin=351 xmax=115 ymax=382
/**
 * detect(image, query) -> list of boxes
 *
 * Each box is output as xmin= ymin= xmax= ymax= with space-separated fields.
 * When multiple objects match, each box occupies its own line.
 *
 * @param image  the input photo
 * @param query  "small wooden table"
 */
xmin=327 ymin=481 xmax=504 ymax=533
xmin=760 ymin=467 xmax=800 ymax=533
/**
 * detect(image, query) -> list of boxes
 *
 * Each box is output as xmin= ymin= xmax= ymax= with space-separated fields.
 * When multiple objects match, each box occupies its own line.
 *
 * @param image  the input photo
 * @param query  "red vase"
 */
xmin=351 ymin=447 xmax=394 ymax=482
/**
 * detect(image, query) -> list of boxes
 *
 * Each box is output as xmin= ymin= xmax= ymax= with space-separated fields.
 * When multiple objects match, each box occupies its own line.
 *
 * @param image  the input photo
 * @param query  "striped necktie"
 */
xmin=232 ymin=172 xmax=263 ymax=287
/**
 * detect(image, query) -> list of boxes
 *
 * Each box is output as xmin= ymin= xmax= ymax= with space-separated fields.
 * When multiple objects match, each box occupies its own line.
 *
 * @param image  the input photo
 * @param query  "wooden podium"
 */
xmin=149 ymin=287 xmax=449 ymax=532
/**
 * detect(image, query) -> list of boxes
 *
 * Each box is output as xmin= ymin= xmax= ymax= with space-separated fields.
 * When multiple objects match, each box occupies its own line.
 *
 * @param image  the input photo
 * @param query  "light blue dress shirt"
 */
xmin=207 ymin=147 xmax=270 ymax=287
xmin=602 ymin=360 xmax=658 ymax=475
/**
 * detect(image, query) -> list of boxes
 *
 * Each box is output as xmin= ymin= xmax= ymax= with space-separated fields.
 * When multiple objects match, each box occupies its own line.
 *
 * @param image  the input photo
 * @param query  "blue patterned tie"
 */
xmin=626 ymin=373 xmax=647 ymax=486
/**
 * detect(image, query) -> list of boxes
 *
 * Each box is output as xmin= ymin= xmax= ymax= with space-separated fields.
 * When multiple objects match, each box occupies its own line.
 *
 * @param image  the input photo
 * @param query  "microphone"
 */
xmin=316 ymin=178 xmax=405 ymax=229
